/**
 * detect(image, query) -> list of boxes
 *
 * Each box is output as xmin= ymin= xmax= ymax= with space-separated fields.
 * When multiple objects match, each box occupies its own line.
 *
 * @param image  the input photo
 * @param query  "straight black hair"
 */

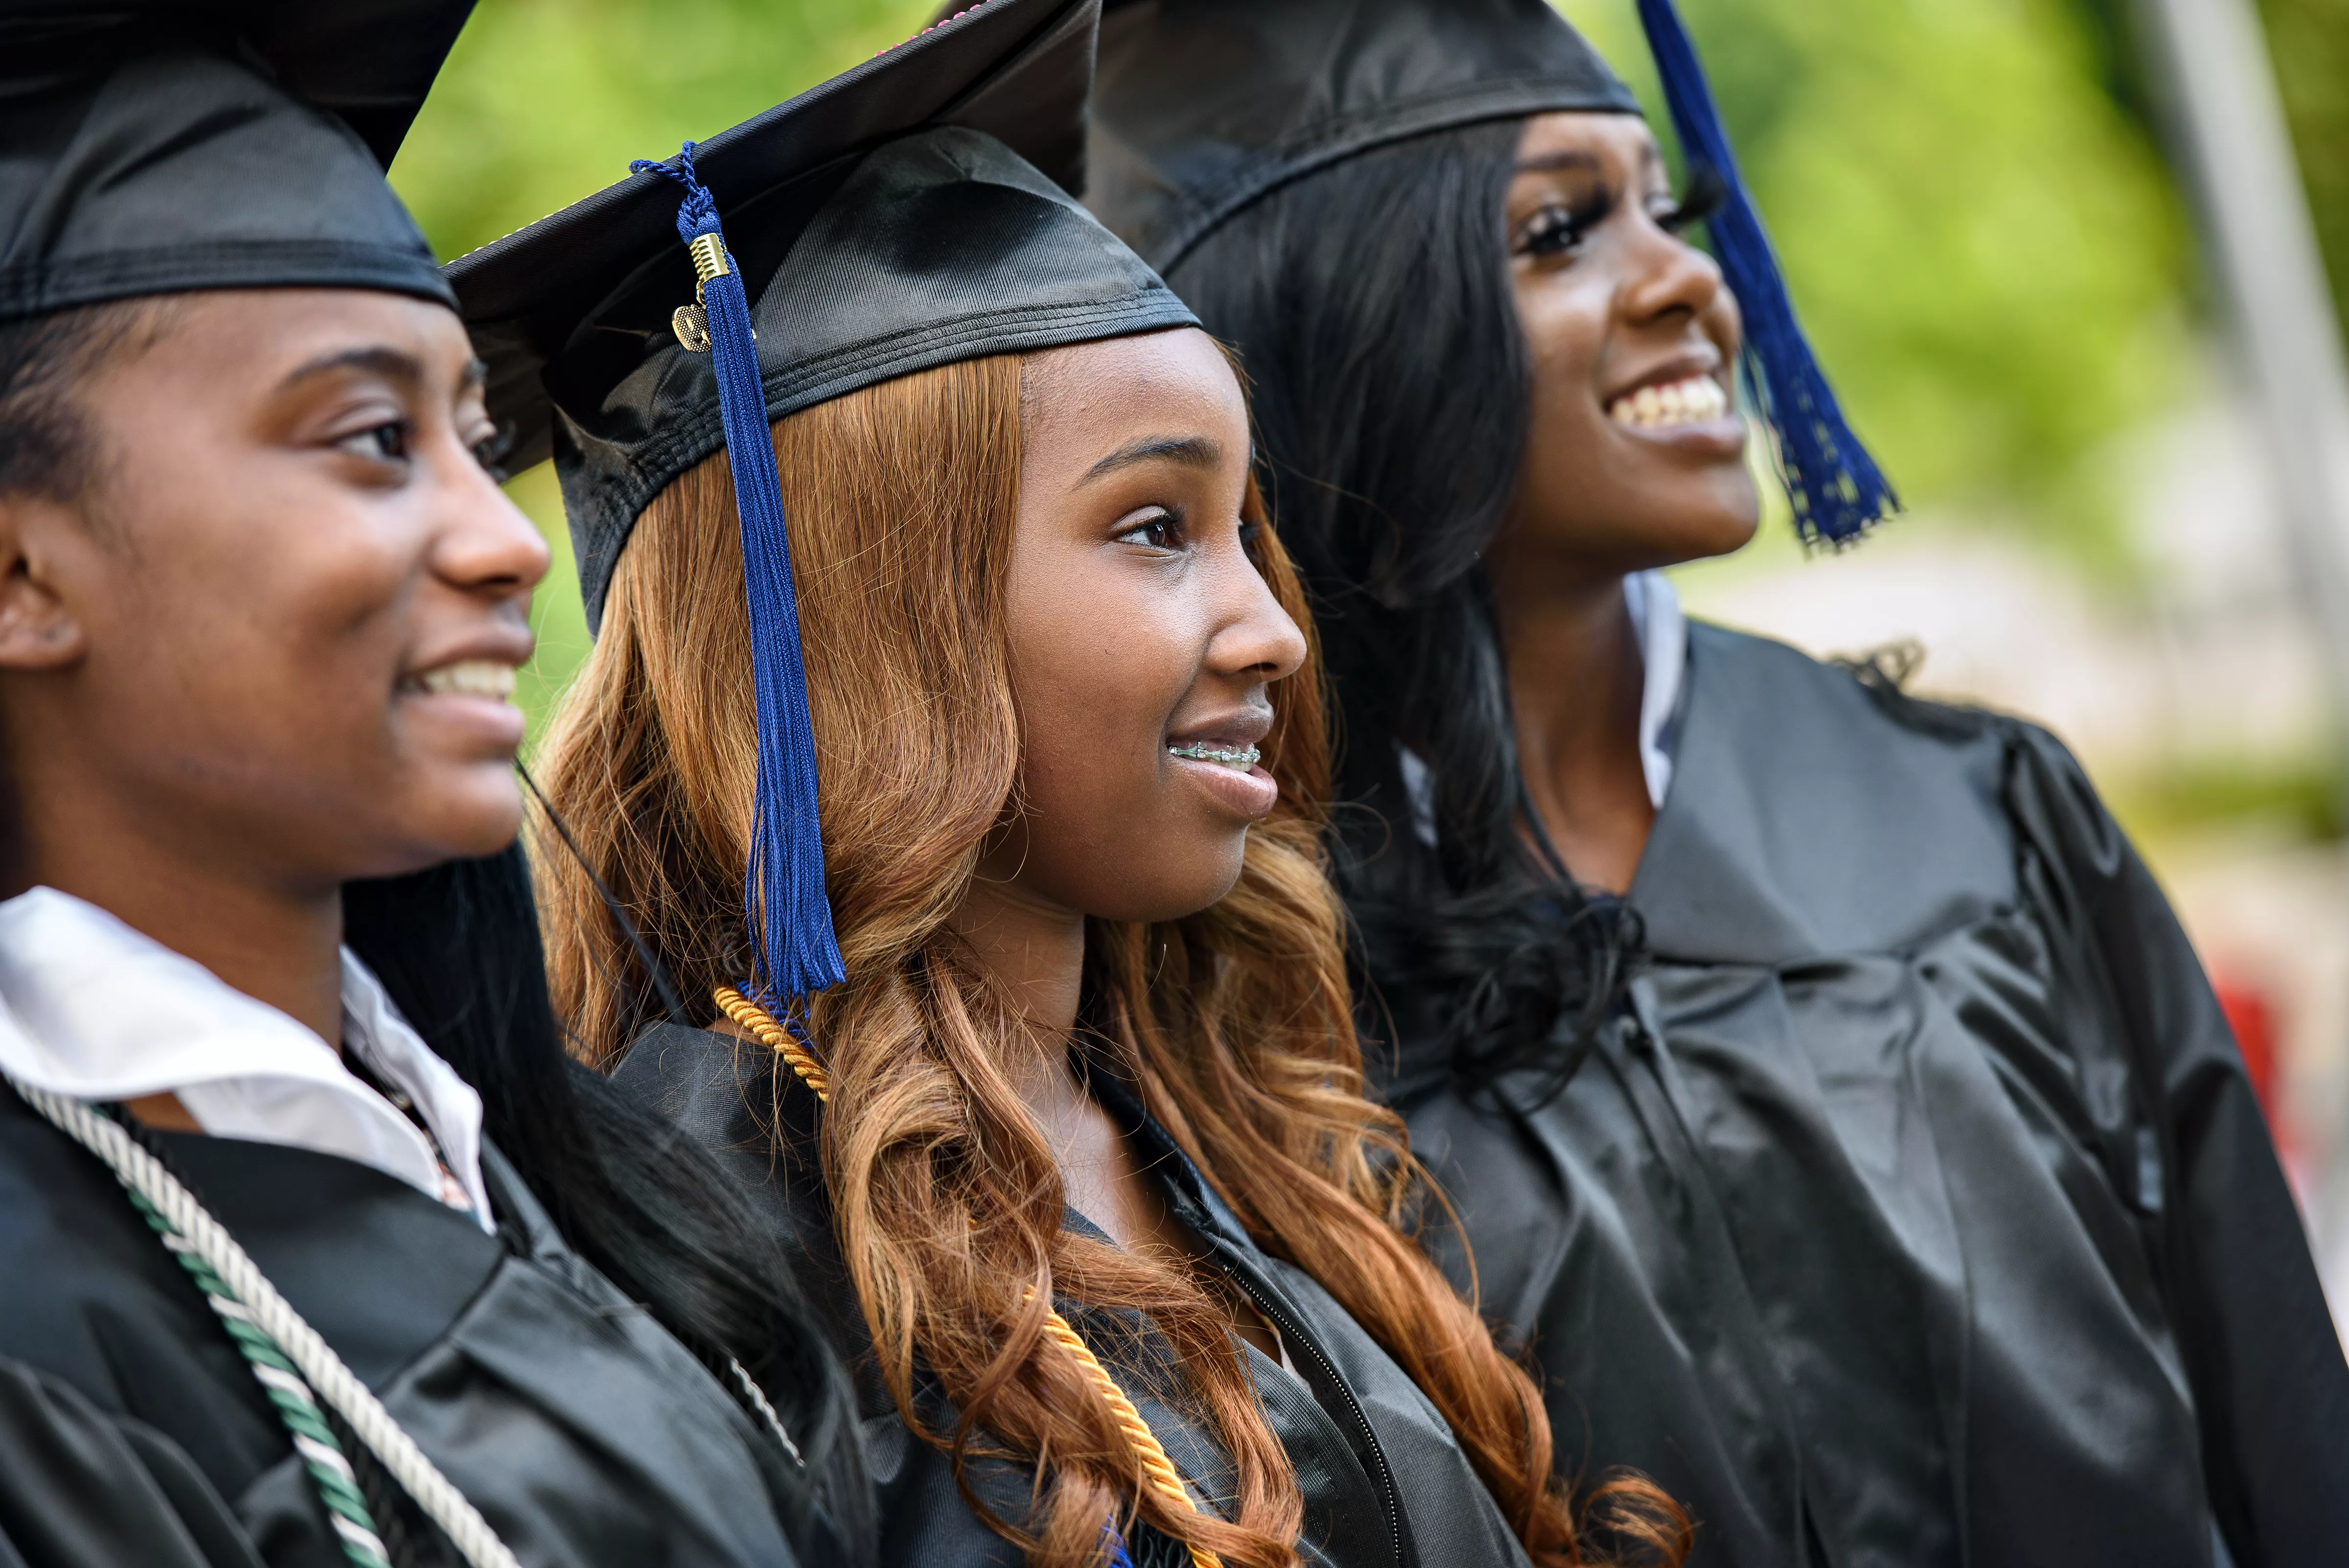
xmin=1169 ymin=120 xmax=1634 ymax=1099
xmin=342 ymin=849 xmax=873 ymax=1560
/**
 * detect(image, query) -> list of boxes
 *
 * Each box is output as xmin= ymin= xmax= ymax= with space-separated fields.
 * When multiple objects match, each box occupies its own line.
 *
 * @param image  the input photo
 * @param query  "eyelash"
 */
xmin=1516 ymin=166 xmax=1729 ymax=257
xmin=1115 ymin=508 xmax=1186 ymax=551
xmin=473 ymin=425 xmax=516 ymax=484
xmin=335 ymin=418 xmax=515 ymax=483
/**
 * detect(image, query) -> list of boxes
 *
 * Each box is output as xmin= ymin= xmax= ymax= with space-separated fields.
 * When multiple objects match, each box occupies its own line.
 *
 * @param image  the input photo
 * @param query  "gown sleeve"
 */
xmin=2006 ymin=723 xmax=2349 ymax=1566
xmin=0 ymin=1355 xmax=264 ymax=1568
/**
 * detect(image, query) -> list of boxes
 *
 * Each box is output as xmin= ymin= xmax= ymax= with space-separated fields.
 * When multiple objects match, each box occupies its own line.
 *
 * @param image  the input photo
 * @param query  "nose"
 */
xmin=431 ymin=449 xmax=550 ymax=603
xmin=1617 ymin=219 xmax=1732 ymax=340
xmin=1207 ymin=541 xmax=1309 ymax=688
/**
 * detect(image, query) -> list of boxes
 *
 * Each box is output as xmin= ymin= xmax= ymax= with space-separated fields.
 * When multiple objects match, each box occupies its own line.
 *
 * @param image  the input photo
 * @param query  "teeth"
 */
xmin=416 ymin=660 xmax=517 ymax=700
xmin=1168 ymin=743 xmax=1262 ymax=771
xmin=1608 ymin=374 xmax=1729 ymax=429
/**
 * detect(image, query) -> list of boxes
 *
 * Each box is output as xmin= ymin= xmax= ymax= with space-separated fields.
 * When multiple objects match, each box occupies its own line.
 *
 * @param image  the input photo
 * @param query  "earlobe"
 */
xmin=0 ymin=498 xmax=89 ymax=671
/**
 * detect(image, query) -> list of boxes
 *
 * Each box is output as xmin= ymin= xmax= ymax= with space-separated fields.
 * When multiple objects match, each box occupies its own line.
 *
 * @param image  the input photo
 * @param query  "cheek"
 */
xmin=1003 ymin=568 xmax=1237 ymax=920
xmin=1517 ymin=279 xmax=1611 ymax=424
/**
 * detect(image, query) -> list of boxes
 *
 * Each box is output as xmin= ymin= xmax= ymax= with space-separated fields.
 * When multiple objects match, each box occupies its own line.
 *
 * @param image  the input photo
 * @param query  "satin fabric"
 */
xmin=0 ymin=1093 xmax=835 ymax=1567
xmin=1379 ymin=623 xmax=2349 ymax=1568
xmin=613 ymin=1023 xmax=1535 ymax=1568
xmin=0 ymin=7 xmax=461 ymax=323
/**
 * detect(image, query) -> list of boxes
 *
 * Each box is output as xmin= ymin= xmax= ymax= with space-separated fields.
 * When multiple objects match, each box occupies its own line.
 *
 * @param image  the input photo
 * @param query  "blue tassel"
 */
xmin=633 ymin=143 xmax=846 ymax=1001
xmin=1101 ymin=1519 xmax=1136 ymax=1568
xmin=1632 ymin=0 xmax=1897 ymax=544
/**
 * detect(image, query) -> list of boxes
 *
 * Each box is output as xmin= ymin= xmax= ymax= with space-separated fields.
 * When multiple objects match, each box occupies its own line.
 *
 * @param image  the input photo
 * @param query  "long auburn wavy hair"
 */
xmin=535 ymin=350 xmax=1688 ymax=1568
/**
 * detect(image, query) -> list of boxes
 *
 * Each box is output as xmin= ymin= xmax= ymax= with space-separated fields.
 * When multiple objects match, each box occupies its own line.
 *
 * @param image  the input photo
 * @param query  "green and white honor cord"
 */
xmin=7 ymin=1077 xmax=523 ymax=1568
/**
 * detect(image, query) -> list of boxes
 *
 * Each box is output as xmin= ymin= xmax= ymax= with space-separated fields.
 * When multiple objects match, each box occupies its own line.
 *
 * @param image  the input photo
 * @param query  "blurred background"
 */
xmin=392 ymin=0 xmax=2349 ymax=1333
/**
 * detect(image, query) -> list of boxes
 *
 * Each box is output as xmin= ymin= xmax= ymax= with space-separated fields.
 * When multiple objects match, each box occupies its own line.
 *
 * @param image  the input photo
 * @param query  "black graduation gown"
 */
xmin=1376 ymin=622 xmax=2349 ymax=1568
xmin=613 ymin=1022 xmax=1535 ymax=1568
xmin=0 ymin=1087 xmax=833 ymax=1568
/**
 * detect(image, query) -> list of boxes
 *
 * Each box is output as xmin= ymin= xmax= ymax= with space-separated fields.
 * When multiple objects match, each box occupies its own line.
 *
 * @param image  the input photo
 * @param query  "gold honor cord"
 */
xmin=711 ymin=987 xmax=1222 ymax=1568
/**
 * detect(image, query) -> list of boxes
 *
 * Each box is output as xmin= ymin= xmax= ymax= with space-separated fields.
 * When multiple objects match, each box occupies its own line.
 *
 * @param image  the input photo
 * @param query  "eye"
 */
xmin=336 ymin=420 xmax=412 ymax=464
xmin=1517 ymin=204 xmax=1588 ymax=259
xmin=1513 ymin=185 xmax=1613 ymax=261
xmin=1113 ymin=508 xmax=1184 ymax=551
xmin=472 ymin=424 xmax=516 ymax=484
xmin=1656 ymin=166 xmax=1728 ymax=235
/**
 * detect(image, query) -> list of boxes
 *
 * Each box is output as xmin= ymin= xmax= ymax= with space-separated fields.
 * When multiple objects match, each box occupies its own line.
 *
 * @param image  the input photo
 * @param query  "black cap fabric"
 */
xmin=1089 ymin=0 xmax=1638 ymax=273
xmin=446 ymin=0 xmax=1199 ymax=630
xmin=0 ymin=2 xmax=470 ymax=322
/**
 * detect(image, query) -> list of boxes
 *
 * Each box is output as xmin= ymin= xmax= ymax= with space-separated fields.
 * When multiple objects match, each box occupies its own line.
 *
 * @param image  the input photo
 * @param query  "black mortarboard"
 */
xmin=0 ymin=1 xmax=470 ymax=323
xmin=1089 ymin=0 xmax=1897 ymax=546
xmin=445 ymin=0 xmax=1197 ymax=1011
xmin=1088 ymin=0 xmax=1636 ymax=276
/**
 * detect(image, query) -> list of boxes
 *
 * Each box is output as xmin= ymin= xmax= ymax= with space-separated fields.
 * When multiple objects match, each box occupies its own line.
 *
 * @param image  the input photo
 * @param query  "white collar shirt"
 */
xmin=0 ymin=885 xmax=495 ymax=1230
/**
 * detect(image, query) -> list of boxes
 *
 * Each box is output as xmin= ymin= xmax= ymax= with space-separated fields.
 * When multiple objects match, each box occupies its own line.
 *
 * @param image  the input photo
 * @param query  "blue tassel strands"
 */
xmin=632 ymin=143 xmax=846 ymax=1004
xmin=1632 ymin=0 xmax=1897 ymax=545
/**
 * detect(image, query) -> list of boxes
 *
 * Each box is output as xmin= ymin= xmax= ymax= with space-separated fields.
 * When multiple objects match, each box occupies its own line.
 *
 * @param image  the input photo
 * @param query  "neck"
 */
xmin=12 ymin=787 xmax=346 ymax=1049
xmin=1487 ymin=554 xmax=1655 ymax=895
xmin=945 ymin=870 xmax=1087 ymax=1111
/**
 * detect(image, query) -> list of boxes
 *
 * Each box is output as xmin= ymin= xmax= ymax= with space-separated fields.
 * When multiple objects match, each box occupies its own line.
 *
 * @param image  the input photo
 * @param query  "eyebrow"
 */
xmin=1513 ymin=149 xmax=1603 ymax=176
xmin=275 ymin=345 xmax=433 ymax=395
xmin=1079 ymin=434 xmax=1226 ymax=485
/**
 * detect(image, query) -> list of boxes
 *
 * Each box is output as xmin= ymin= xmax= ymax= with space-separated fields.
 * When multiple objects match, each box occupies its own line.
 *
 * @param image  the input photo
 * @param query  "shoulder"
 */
xmin=1638 ymin=623 xmax=2036 ymax=960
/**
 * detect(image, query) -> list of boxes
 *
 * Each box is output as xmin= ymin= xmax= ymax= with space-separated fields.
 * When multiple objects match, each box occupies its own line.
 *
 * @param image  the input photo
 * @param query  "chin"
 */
xmin=396 ymin=771 xmax=526 ymax=867
xmin=1087 ymin=849 xmax=1249 ymax=926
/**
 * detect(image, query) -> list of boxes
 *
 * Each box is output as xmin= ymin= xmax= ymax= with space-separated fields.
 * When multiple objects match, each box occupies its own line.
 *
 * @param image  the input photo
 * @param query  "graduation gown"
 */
xmin=613 ymin=1022 xmax=1535 ymax=1568
xmin=1377 ymin=622 xmax=2349 ymax=1568
xmin=0 ymin=1087 xmax=833 ymax=1568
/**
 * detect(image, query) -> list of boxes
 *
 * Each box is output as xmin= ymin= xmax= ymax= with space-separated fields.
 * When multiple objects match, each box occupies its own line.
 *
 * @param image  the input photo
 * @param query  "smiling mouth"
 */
xmin=410 ymin=660 xmax=518 ymax=700
xmin=1607 ymin=374 xmax=1730 ymax=429
xmin=1168 ymin=743 xmax=1262 ymax=771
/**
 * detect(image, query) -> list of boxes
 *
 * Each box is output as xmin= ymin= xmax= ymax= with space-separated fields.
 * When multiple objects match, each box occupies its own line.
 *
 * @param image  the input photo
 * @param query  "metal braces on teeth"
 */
xmin=1168 ymin=743 xmax=1262 ymax=769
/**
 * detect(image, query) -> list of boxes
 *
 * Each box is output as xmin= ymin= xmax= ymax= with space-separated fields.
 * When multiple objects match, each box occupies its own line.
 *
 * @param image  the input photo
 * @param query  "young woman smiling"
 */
xmin=457 ymin=4 xmax=1684 ymax=1565
xmin=0 ymin=6 xmax=864 ymax=1566
xmin=1088 ymin=1 xmax=2349 ymax=1565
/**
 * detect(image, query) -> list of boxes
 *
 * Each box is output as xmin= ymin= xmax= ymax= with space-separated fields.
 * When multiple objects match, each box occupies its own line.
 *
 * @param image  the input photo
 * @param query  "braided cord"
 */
xmin=123 ymin=1187 xmax=391 ymax=1568
xmin=713 ymin=988 xmax=1221 ymax=1568
xmin=8 ymin=1078 xmax=523 ymax=1568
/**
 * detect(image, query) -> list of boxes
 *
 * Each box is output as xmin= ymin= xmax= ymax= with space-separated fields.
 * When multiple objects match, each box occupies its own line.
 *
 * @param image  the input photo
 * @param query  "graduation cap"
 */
xmin=1088 ymin=0 xmax=1896 ymax=545
xmin=0 ymin=0 xmax=472 ymax=323
xmin=445 ymin=0 xmax=1197 ymax=1009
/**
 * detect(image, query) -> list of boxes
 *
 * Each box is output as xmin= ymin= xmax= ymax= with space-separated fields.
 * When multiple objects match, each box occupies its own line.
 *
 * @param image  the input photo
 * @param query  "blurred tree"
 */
xmin=2255 ymin=0 xmax=2349 ymax=333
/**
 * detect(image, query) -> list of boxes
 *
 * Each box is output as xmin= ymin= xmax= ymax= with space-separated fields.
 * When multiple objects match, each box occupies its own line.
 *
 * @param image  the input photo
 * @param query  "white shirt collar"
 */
xmin=1397 ymin=570 xmax=1687 ymax=846
xmin=0 ymin=886 xmax=493 ymax=1229
xmin=1622 ymin=569 xmax=1687 ymax=811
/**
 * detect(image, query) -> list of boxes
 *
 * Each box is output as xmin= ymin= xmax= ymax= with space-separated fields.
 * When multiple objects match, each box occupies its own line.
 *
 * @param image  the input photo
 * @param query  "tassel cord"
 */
xmin=714 ymin=987 xmax=1217 ymax=1568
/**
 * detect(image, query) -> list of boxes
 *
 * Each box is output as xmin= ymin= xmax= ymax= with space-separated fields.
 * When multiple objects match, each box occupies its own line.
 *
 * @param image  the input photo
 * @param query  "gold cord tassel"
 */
xmin=710 ymin=988 xmax=1222 ymax=1568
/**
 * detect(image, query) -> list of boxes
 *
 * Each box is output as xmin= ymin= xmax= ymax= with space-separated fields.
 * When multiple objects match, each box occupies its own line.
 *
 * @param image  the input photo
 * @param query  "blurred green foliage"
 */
xmin=2257 ymin=0 xmax=2349 ymax=334
xmin=394 ymin=0 xmax=2338 ymax=747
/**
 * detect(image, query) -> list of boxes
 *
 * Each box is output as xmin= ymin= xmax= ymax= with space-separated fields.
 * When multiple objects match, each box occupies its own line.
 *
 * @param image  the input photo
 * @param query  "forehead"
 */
xmin=1512 ymin=111 xmax=1664 ymax=180
xmin=85 ymin=289 xmax=474 ymax=403
xmin=1019 ymin=328 xmax=1245 ymax=446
